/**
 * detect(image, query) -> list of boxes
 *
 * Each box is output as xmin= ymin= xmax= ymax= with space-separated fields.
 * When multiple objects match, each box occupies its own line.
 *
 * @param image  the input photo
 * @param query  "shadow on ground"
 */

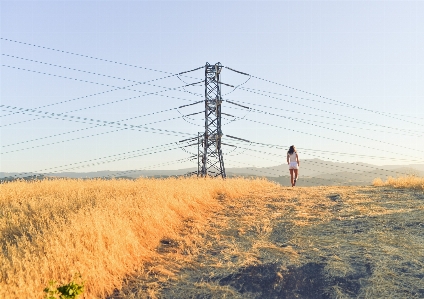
xmin=217 ymin=262 xmax=371 ymax=299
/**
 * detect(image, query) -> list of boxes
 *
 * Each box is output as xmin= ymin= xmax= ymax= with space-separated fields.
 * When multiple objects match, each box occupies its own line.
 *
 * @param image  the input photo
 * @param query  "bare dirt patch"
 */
xmin=108 ymin=186 xmax=424 ymax=299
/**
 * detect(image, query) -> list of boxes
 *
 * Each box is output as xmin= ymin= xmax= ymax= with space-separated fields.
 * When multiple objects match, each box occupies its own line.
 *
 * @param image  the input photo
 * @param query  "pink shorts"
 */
xmin=289 ymin=162 xmax=299 ymax=170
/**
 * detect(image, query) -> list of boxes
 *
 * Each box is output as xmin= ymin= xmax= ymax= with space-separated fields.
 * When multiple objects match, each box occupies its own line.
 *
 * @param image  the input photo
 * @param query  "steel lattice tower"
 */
xmin=200 ymin=62 xmax=226 ymax=178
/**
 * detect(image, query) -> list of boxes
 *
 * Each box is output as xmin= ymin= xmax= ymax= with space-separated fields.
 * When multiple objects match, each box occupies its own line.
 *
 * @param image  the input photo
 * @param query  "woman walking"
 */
xmin=287 ymin=145 xmax=300 ymax=187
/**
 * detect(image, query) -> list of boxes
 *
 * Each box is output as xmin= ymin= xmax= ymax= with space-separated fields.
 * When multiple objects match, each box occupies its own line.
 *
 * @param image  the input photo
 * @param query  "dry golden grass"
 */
xmin=134 ymin=184 xmax=424 ymax=299
xmin=2 ymin=176 xmax=423 ymax=299
xmin=373 ymin=175 xmax=424 ymax=190
xmin=0 ymin=177 xmax=278 ymax=299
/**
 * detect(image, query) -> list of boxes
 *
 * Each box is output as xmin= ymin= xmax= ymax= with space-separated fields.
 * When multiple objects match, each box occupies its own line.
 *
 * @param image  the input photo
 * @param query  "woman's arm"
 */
xmin=287 ymin=153 xmax=289 ymax=164
xmin=296 ymin=153 xmax=300 ymax=166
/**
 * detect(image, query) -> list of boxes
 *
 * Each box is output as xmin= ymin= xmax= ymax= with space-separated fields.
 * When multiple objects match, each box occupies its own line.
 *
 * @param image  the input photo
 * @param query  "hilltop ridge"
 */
xmin=3 ymin=159 xmax=422 ymax=186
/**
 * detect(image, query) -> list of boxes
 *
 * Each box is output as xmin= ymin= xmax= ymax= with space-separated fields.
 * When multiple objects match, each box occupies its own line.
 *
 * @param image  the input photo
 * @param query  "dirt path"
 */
xmin=108 ymin=186 xmax=424 ymax=299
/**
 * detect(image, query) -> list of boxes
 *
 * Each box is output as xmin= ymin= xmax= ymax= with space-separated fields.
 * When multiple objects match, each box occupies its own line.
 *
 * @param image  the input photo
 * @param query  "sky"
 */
xmin=1 ymin=0 xmax=424 ymax=176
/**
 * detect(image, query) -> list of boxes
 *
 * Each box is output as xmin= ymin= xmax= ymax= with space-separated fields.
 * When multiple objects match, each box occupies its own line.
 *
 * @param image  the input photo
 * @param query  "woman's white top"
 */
xmin=288 ymin=152 xmax=297 ymax=162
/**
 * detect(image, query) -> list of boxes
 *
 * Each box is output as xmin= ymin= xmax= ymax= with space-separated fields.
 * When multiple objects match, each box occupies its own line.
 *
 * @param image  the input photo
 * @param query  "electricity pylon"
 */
xmin=200 ymin=62 xmax=226 ymax=178
xmin=180 ymin=62 xmax=239 ymax=178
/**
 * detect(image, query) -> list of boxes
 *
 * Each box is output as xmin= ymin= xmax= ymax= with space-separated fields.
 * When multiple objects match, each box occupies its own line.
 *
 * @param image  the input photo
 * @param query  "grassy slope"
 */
xmin=0 ymin=177 xmax=277 ymax=299
xmin=110 ymin=184 xmax=424 ymax=299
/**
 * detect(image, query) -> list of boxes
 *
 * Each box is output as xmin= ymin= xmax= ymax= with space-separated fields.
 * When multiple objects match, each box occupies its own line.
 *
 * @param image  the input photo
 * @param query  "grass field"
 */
xmin=0 ymin=177 xmax=277 ymax=299
xmin=1 ymin=176 xmax=423 ymax=298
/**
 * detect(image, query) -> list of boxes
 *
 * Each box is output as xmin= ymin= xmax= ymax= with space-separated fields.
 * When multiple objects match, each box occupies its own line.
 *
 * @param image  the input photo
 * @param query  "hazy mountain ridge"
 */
xmin=1 ymin=159 xmax=423 ymax=186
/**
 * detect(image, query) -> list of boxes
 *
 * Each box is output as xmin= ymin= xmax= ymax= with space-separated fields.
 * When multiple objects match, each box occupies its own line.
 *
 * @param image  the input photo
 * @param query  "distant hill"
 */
xmin=1 ymin=159 xmax=423 ymax=186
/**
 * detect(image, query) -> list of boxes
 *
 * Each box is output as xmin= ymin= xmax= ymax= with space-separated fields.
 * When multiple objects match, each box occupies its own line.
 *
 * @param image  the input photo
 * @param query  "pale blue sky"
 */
xmin=1 ymin=0 xmax=424 ymax=175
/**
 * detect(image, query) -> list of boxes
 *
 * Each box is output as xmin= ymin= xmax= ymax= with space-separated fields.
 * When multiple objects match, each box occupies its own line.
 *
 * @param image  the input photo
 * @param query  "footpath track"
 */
xmin=109 ymin=186 xmax=424 ymax=299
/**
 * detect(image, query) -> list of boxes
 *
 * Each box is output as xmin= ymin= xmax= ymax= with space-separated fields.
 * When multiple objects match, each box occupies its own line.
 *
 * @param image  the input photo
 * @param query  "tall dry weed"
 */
xmin=0 ymin=177 xmax=278 ymax=299
xmin=373 ymin=175 xmax=424 ymax=190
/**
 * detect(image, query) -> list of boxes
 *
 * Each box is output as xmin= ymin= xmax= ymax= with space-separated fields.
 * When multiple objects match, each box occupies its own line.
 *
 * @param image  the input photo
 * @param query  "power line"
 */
xmin=2 ymin=46 xmax=421 ymax=182
xmin=0 ymin=142 xmax=183 ymax=181
xmin=7 ymin=56 xmax=419 ymax=141
xmin=2 ymin=54 xmax=202 ymax=100
xmin=240 ymin=86 xmax=349 ymax=108
xmin=233 ymin=151 xmax=376 ymax=184
xmin=103 ymin=157 xmax=192 ymax=179
xmin=2 ymin=98 xmax=203 ymax=152
xmin=50 ymin=146 xmax=183 ymax=175
xmin=176 ymin=71 xmax=252 ymax=97
xmin=239 ymin=118 xmax=424 ymax=160
xmin=222 ymin=100 xmax=424 ymax=141
xmin=237 ymin=86 xmax=424 ymax=129
xmin=1 ymin=112 xmax=195 ymax=155
xmin=180 ymin=105 xmax=251 ymax=128
xmin=1 ymin=106 xmax=181 ymax=148
xmin=228 ymin=138 xmax=424 ymax=164
xmin=1 ymin=62 xmax=201 ymax=121
xmin=228 ymin=140 xmax=418 ymax=178
xmin=232 ymin=106 xmax=421 ymax=138
xmin=176 ymin=76 xmax=203 ymax=97
xmin=1 ymin=77 xmax=167 ymax=119
xmin=226 ymin=98 xmax=424 ymax=136
xmin=11 ymin=60 xmax=415 ymax=165
xmin=0 ymin=104 xmax=192 ymax=137
xmin=241 ymin=106 xmax=424 ymax=153
xmin=220 ymin=109 xmax=252 ymax=126
xmin=1 ymin=64 xmax=202 ymax=101
xmin=237 ymin=71 xmax=424 ymax=123
xmin=1 ymin=84 xmax=203 ymax=163
xmin=176 ymin=109 xmax=203 ymax=127
xmin=0 ymin=83 xmax=199 ymax=129
xmin=1 ymin=63 xmax=202 ymax=130
xmin=226 ymin=65 xmax=424 ymax=124
xmin=224 ymin=68 xmax=424 ymax=137
xmin=226 ymin=147 xmax=408 ymax=185
xmin=1 ymin=37 xmax=195 ymax=76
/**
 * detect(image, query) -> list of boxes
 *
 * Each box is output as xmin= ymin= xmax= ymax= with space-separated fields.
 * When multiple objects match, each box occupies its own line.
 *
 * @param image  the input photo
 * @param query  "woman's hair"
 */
xmin=288 ymin=145 xmax=296 ymax=155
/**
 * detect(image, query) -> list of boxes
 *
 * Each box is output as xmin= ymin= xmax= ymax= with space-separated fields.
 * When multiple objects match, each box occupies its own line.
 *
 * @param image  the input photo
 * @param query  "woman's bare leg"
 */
xmin=294 ymin=169 xmax=299 ymax=182
xmin=290 ymin=169 xmax=294 ymax=187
